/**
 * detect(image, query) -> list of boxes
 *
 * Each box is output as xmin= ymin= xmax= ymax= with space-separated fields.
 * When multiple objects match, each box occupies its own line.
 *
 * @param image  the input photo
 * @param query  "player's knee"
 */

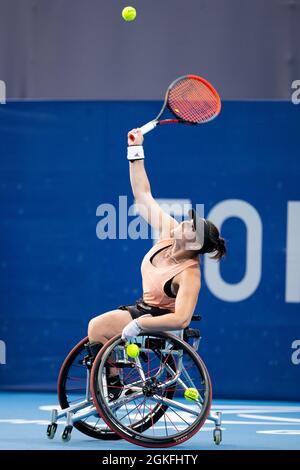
xmin=88 ymin=317 xmax=99 ymax=339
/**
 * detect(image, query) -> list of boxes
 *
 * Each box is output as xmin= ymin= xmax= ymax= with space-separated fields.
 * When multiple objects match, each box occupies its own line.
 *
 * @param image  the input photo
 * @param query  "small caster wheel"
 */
xmin=213 ymin=428 xmax=222 ymax=445
xmin=46 ymin=423 xmax=57 ymax=439
xmin=61 ymin=425 xmax=73 ymax=442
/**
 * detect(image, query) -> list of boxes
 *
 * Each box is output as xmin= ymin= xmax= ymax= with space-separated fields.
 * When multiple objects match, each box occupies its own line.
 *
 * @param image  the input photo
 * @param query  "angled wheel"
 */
xmin=58 ymin=336 xmax=120 ymax=440
xmin=91 ymin=332 xmax=212 ymax=448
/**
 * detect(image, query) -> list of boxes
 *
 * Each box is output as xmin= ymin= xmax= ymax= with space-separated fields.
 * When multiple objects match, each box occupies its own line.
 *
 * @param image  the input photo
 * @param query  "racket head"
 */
xmin=164 ymin=74 xmax=221 ymax=124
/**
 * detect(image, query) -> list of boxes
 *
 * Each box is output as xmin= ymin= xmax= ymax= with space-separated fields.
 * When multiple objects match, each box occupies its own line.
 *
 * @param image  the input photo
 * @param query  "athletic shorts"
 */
xmin=118 ymin=298 xmax=172 ymax=320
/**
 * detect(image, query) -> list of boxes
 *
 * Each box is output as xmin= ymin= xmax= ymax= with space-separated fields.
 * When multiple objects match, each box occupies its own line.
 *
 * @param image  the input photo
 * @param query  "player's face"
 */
xmin=172 ymin=220 xmax=196 ymax=243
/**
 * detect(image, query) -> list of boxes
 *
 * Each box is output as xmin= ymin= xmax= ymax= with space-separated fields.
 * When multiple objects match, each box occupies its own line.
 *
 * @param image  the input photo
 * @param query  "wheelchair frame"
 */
xmin=47 ymin=315 xmax=222 ymax=445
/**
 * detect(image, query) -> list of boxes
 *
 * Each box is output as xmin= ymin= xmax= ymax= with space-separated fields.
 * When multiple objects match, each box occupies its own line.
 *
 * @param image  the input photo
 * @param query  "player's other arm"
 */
xmin=128 ymin=128 xmax=178 ymax=238
xmin=131 ymin=266 xmax=201 ymax=332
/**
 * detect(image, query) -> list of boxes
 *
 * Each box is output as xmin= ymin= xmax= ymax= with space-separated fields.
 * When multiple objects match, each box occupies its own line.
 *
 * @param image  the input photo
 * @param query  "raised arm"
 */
xmin=128 ymin=128 xmax=178 ymax=238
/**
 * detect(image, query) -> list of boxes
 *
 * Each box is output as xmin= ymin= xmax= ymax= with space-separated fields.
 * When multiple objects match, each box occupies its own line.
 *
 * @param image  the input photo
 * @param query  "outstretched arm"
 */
xmin=128 ymin=129 xmax=178 ymax=238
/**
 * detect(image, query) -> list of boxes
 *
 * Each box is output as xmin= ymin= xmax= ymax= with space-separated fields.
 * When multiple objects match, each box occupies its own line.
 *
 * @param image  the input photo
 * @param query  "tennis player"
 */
xmin=87 ymin=129 xmax=226 ymax=397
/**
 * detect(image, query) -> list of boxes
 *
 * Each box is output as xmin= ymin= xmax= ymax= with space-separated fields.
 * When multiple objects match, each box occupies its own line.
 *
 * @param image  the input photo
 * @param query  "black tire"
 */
xmin=91 ymin=332 xmax=212 ymax=448
xmin=58 ymin=336 xmax=120 ymax=440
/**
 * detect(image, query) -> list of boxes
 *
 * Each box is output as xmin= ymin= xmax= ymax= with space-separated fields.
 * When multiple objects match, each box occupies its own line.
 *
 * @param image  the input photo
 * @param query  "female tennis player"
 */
xmin=87 ymin=129 xmax=226 ymax=397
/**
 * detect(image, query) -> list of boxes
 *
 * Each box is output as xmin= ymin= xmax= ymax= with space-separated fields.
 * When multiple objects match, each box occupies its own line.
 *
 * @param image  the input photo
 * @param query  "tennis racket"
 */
xmin=129 ymin=74 xmax=221 ymax=142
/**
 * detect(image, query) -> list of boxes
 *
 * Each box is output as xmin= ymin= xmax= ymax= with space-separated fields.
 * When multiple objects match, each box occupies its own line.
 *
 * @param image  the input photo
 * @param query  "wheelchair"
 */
xmin=47 ymin=315 xmax=222 ymax=447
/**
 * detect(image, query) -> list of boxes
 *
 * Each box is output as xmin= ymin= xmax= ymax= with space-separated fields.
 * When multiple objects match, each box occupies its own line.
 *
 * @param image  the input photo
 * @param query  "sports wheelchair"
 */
xmin=47 ymin=315 xmax=222 ymax=448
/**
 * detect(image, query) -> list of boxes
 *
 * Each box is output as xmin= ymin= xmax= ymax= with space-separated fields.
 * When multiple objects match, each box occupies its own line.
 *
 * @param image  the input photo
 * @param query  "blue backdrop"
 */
xmin=0 ymin=100 xmax=299 ymax=400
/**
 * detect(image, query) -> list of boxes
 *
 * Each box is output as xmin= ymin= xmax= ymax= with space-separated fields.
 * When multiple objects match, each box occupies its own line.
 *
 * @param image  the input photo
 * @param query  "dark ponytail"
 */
xmin=197 ymin=220 xmax=227 ymax=262
xmin=209 ymin=235 xmax=227 ymax=261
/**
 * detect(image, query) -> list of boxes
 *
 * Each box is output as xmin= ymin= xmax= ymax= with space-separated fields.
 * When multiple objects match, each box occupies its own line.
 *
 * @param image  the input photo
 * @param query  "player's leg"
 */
xmin=88 ymin=309 xmax=133 ymax=386
xmin=88 ymin=308 xmax=133 ymax=343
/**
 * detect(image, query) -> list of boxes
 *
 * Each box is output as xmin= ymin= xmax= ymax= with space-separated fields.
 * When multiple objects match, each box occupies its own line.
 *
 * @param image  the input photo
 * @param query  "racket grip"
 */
xmin=140 ymin=121 xmax=157 ymax=135
xmin=129 ymin=121 xmax=157 ymax=142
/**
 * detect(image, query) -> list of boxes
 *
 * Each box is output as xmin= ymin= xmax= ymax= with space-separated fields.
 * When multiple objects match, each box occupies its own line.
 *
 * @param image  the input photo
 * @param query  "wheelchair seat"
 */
xmin=191 ymin=314 xmax=202 ymax=321
xmin=182 ymin=313 xmax=201 ymax=347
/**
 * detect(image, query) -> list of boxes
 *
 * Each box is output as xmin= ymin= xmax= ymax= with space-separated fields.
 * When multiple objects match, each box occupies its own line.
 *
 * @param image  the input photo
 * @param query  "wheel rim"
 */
xmin=58 ymin=337 xmax=119 ymax=439
xmin=91 ymin=332 xmax=212 ymax=447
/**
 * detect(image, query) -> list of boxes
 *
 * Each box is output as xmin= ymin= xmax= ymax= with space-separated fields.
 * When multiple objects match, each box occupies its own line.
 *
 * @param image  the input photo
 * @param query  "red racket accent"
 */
xmin=128 ymin=74 xmax=221 ymax=142
xmin=167 ymin=75 xmax=221 ymax=124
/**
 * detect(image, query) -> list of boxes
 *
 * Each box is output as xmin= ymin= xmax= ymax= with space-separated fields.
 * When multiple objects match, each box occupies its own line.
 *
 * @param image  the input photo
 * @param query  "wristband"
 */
xmin=127 ymin=145 xmax=145 ymax=161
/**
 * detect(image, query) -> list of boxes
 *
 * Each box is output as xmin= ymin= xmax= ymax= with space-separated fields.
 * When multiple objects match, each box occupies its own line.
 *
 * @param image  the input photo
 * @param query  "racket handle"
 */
xmin=140 ymin=121 xmax=157 ymax=135
xmin=129 ymin=121 xmax=157 ymax=142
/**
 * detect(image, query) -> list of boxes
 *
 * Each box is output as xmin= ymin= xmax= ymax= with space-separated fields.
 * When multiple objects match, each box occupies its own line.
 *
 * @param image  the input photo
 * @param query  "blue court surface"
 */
xmin=0 ymin=393 xmax=299 ymax=450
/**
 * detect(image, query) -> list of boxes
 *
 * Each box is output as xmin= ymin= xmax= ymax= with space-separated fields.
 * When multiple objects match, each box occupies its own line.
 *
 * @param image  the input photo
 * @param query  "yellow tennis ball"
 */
xmin=122 ymin=6 xmax=136 ymax=22
xmin=184 ymin=388 xmax=199 ymax=401
xmin=126 ymin=343 xmax=140 ymax=358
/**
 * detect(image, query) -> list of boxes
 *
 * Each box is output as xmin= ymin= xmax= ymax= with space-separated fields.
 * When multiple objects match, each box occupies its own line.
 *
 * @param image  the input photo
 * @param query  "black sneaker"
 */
xmin=106 ymin=375 xmax=124 ymax=402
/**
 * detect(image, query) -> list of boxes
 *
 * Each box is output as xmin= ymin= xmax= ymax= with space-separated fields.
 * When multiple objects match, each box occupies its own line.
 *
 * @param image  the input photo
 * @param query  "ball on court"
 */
xmin=184 ymin=388 xmax=199 ymax=401
xmin=122 ymin=6 xmax=137 ymax=22
xmin=126 ymin=343 xmax=140 ymax=358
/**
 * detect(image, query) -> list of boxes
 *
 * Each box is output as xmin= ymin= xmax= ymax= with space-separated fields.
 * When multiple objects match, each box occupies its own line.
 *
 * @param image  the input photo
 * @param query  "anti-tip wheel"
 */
xmin=213 ymin=428 xmax=222 ymax=445
xmin=61 ymin=425 xmax=73 ymax=442
xmin=46 ymin=423 xmax=57 ymax=439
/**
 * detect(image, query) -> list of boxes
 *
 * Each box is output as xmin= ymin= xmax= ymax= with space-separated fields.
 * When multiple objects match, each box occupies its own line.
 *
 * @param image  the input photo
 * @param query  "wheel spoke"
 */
xmin=92 ymin=333 xmax=211 ymax=445
xmin=150 ymin=394 xmax=202 ymax=415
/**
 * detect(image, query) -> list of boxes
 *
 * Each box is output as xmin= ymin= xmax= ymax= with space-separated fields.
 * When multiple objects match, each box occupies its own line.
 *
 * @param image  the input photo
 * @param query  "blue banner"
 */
xmin=0 ymin=100 xmax=299 ymax=399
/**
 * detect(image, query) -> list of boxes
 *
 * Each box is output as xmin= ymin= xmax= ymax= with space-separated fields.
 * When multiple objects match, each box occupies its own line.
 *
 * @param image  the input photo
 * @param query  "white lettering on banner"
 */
xmin=291 ymin=80 xmax=300 ymax=105
xmin=205 ymin=199 xmax=262 ymax=302
xmin=291 ymin=340 xmax=300 ymax=365
xmin=0 ymin=80 xmax=6 ymax=104
xmin=0 ymin=340 xmax=6 ymax=365
xmin=286 ymin=202 xmax=300 ymax=302
xmin=95 ymin=203 xmax=117 ymax=239
xmin=95 ymin=198 xmax=299 ymax=303
xmin=152 ymin=199 xmax=193 ymax=242
xmin=128 ymin=202 xmax=149 ymax=240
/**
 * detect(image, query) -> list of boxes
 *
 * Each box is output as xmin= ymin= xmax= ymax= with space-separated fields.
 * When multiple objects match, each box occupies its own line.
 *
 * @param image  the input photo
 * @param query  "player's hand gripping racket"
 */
xmin=129 ymin=74 xmax=221 ymax=142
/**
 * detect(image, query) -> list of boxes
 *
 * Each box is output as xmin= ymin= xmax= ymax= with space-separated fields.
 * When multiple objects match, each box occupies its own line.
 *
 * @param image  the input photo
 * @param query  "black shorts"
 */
xmin=118 ymin=298 xmax=171 ymax=320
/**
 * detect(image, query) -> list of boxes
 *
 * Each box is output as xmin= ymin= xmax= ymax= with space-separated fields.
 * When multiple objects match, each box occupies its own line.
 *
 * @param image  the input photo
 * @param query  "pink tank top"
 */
xmin=141 ymin=237 xmax=199 ymax=312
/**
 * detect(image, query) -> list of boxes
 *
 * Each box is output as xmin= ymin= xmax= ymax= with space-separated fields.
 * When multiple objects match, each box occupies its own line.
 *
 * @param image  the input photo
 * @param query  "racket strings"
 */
xmin=168 ymin=78 xmax=219 ymax=123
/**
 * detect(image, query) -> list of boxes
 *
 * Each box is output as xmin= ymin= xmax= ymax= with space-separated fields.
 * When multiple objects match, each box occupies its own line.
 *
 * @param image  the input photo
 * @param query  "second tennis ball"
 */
xmin=126 ymin=343 xmax=140 ymax=358
xmin=122 ymin=6 xmax=137 ymax=22
xmin=184 ymin=388 xmax=199 ymax=401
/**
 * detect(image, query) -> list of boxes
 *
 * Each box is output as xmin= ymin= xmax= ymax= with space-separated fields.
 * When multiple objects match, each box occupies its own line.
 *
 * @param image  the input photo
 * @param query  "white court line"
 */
xmin=40 ymin=405 xmax=62 ymax=411
xmin=238 ymin=414 xmax=300 ymax=423
xmin=220 ymin=421 xmax=300 ymax=425
xmin=257 ymin=430 xmax=300 ymax=435
xmin=211 ymin=405 xmax=300 ymax=410
xmin=213 ymin=407 xmax=300 ymax=414
xmin=213 ymin=407 xmax=300 ymax=413
xmin=0 ymin=419 xmax=50 ymax=425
